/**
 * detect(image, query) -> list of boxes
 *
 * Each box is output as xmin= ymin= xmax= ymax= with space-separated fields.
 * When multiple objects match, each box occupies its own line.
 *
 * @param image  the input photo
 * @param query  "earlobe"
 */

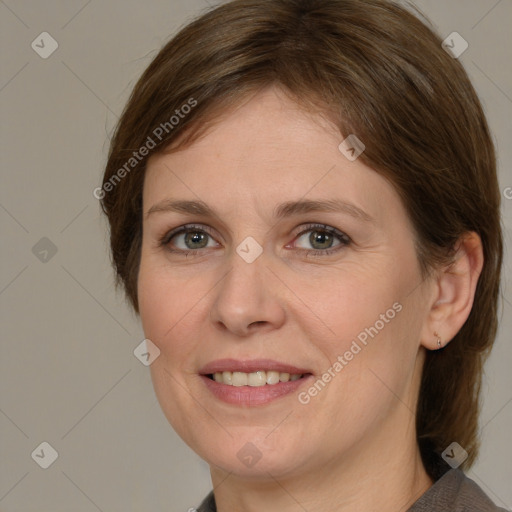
xmin=421 ymin=232 xmax=484 ymax=350
xmin=434 ymin=331 xmax=442 ymax=350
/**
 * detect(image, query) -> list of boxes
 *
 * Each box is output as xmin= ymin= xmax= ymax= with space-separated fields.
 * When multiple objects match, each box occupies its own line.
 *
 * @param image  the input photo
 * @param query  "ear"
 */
xmin=420 ymin=232 xmax=484 ymax=350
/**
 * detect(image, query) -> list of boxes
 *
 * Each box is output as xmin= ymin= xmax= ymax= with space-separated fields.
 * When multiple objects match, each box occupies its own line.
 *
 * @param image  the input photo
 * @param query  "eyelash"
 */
xmin=159 ymin=223 xmax=351 ymax=258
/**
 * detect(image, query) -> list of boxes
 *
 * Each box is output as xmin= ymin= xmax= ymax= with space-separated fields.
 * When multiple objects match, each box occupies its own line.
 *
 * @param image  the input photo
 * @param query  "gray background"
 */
xmin=0 ymin=1 xmax=510 ymax=511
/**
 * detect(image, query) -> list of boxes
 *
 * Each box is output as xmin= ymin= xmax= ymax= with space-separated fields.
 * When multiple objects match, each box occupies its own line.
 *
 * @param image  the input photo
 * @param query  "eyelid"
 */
xmin=160 ymin=222 xmax=351 ymax=255
xmin=160 ymin=223 xmax=218 ymax=245
xmin=291 ymin=223 xmax=351 ymax=243
xmin=287 ymin=223 xmax=351 ymax=255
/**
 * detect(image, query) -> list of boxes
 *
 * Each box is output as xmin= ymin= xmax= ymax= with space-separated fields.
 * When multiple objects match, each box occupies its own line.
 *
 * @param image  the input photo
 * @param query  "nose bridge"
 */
xmin=209 ymin=245 xmax=285 ymax=335
xmin=219 ymin=246 xmax=267 ymax=311
xmin=220 ymin=229 xmax=268 ymax=296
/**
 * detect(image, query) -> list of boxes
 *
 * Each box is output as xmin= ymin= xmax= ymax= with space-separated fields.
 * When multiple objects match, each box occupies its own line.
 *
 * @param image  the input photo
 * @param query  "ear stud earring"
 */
xmin=434 ymin=331 xmax=442 ymax=349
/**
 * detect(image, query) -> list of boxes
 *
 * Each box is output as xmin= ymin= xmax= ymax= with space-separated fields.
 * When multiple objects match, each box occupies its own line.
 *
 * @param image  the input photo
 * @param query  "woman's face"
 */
xmin=138 ymin=87 xmax=434 ymax=478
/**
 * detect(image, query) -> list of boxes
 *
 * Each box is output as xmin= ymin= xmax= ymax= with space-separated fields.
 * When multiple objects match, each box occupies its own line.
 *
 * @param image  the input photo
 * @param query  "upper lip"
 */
xmin=199 ymin=358 xmax=312 ymax=375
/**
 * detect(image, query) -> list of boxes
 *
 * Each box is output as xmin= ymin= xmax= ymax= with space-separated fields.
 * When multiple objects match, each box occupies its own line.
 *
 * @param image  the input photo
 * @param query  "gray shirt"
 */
xmin=196 ymin=469 xmax=509 ymax=511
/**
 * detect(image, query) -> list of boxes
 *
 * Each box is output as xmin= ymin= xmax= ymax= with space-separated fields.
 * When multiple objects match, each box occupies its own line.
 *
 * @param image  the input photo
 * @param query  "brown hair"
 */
xmin=100 ymin=0 xmax=503 ymax=480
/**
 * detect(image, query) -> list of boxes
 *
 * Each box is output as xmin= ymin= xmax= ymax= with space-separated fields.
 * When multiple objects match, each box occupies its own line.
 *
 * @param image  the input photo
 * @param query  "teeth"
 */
xmin=248 ymin=371 xmax=266 ymax=387
xmin=232 ymin=372 xmax=248 ymax=387
xmin=266 ymin=371 xmax=280 ymax=385
xmin=211 ymin=371 xmax=304 ymax=387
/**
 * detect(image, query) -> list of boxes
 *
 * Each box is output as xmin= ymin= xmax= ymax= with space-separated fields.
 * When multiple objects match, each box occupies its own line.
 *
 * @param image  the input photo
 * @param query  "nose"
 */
xmin=209 ymin=249 xmax=286 ymax=337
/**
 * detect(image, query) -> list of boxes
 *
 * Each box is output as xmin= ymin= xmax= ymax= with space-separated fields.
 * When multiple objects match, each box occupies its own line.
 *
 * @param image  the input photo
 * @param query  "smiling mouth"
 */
xmin=206 ymin=371 xmax=311 ymax=387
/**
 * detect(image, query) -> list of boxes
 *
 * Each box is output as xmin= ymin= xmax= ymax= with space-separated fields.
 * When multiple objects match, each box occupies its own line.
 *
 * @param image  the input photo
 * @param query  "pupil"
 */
xmin=186 ymin=231 xmax=207 ymax=249
xmin=183 ymin=230 xmax=333 ymax=251
xmin=310 ymin=230 xmax=332 ymax=250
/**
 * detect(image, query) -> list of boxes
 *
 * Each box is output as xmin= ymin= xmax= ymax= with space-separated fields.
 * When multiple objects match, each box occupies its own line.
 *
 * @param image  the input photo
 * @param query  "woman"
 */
xmin=100 ymin=0 xmax=506 ymax=510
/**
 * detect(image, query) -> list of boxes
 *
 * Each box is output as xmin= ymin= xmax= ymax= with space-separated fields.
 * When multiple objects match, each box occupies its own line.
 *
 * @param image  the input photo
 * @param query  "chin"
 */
xmin=194 ymin=430 xmax=311 ymax=479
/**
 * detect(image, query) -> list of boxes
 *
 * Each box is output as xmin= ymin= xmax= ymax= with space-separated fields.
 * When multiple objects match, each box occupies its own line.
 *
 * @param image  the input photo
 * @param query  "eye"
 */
xmin=160 ymin=222 xmax=351 ymax=258
xmin=290 ymin=223 xmax=351 ymax=256
xmin=160 ymin=224 xmax=219 ymax=254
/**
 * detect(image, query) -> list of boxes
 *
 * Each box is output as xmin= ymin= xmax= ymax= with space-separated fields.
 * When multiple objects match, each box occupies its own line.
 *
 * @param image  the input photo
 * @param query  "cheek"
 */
xmin=303 ymin=262 xmax=405 ymax=349
xmin=138 ymin=255 xmax=207 ymax=440
xmin=137 ymin=248 xmax=217 ymax=377
xmin=137 ymin=251 xmax=192 ymax=360
xmin=138 ymin=264 xmax=170 ymax=345
xmin=302 ymin=255 xmax=424 ymax=406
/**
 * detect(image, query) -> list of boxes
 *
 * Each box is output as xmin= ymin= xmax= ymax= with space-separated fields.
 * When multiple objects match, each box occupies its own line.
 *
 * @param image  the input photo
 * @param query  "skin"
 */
xmin=138 ymin=86 xmax=483 ymax=512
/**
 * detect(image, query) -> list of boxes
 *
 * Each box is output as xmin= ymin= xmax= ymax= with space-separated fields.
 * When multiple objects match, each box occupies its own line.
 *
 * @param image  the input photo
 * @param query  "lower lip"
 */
xmin=201 ymin=375 xmax=313 ymax=406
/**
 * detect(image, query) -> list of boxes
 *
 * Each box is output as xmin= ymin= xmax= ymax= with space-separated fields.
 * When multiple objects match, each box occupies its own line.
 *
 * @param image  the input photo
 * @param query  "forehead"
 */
xmin=143 ymin=87 xmax=402 ymax=228
xmin=158 ymin=88 xmax=340 ymax=170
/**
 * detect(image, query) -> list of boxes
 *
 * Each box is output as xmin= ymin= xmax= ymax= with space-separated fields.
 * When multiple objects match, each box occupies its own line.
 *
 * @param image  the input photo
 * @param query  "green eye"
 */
xmin=292 ymin=224 xmax=351 ymax=256
xmin=160 ymin=223 xmax=351 ymax=258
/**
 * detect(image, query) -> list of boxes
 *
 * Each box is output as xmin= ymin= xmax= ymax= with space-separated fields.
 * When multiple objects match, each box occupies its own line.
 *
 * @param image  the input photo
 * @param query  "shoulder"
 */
xmin=408 ymin=469 xmax=509 ymax=511
xmin=196 ymin=491 xmax=216 ymax=512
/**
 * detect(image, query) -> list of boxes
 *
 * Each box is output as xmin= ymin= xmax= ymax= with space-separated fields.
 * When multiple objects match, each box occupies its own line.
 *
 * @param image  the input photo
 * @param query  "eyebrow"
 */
xmin=146 ymin=198 xmax=374 ymax=224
